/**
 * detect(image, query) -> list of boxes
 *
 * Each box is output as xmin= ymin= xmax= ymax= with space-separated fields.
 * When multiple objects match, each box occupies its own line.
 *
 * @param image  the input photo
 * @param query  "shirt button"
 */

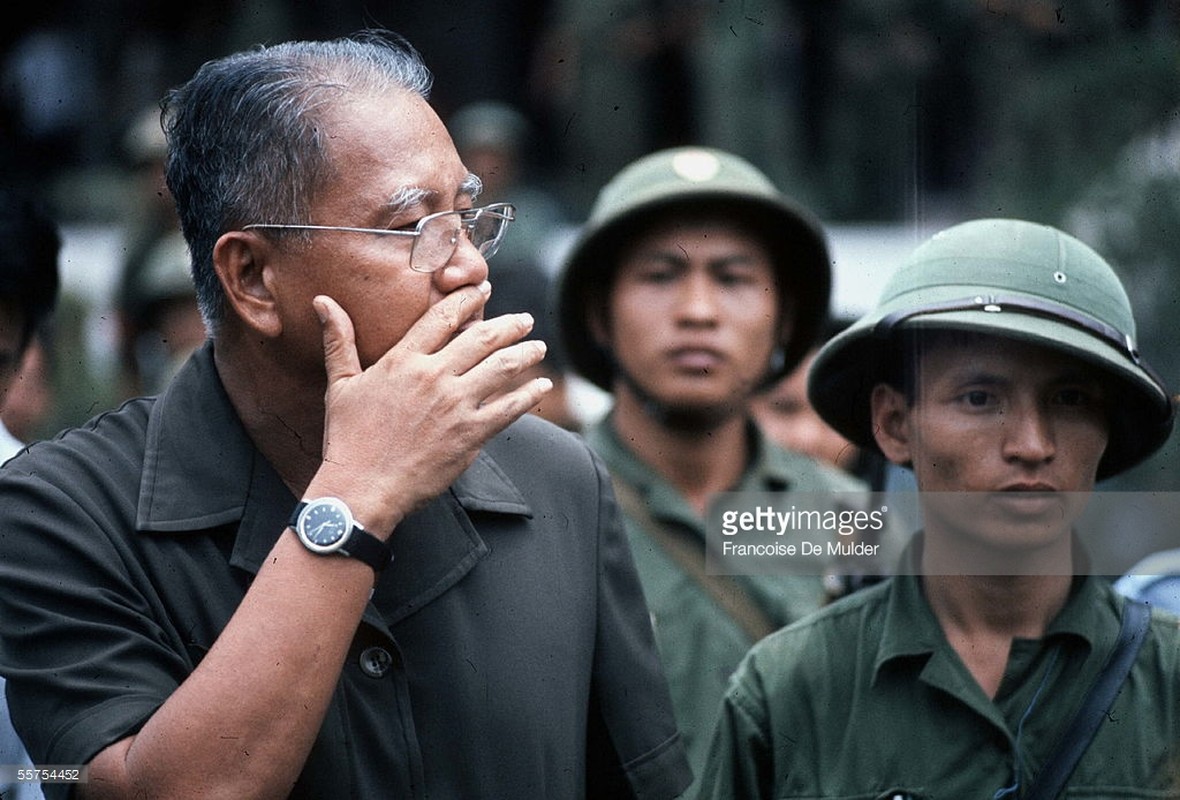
xmin=359 ymin=646 xmax=393 ymax=678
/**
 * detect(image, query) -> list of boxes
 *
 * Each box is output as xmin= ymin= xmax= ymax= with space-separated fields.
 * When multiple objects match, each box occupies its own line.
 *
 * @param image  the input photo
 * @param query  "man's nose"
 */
xmin=1001 ymin=406 xmax=1056 ymax=464
xmin=433 ymin=235 xmax=490 ymax=292
xmin=675 ymin=272 xmax=720 ymax=323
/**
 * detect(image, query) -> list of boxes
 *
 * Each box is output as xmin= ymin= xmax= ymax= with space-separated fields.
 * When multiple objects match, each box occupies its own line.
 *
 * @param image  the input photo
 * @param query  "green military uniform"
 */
xmin=694 ymin=220 xmax=1180 ymax=798
xmin=699 ymin=537 xmax=1180 ymax=798
xmin=587 ymin=414 xmax=866 ymax=790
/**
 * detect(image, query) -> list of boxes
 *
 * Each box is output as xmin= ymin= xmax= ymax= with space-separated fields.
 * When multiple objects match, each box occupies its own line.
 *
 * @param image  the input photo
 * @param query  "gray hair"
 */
xmin=162 ymin=31 xmax=433 ymax=331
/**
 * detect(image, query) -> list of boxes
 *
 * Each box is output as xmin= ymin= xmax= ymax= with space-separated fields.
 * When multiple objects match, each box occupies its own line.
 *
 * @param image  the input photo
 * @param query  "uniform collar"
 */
xmin=588 ymin=412 xmax=792 ymax=496
xmin=587 ymin=413 xmax=791 ymax=536
xmin=874 ymin=534 xmax=1107 ymax=684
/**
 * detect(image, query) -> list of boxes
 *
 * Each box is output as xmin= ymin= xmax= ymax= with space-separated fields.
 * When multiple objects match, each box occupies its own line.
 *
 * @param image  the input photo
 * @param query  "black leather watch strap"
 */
xmin=339 ymin=527 xmax=394 ymax=572
xmin=288 ymin=500 xmax=393 ymax=572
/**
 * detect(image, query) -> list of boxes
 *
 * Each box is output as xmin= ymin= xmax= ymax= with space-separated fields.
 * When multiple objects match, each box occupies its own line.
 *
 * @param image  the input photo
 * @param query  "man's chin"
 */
xmin=617 ymin=369 xmax=745 ymax=431
xmin=646 ymin=399 xmax=740 ymax=433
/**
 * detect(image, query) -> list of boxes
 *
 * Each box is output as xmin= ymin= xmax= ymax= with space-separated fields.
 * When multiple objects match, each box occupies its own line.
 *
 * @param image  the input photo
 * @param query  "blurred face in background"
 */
xmin=752 ymin=347 xmax=860 ymax=470
xmin=0 ymin=335 xmax=52 ymax=441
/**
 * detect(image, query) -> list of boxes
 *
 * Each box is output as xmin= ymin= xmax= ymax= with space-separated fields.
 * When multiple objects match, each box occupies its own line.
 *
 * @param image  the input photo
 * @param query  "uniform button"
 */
xmin=359 ymin=646 xmax=393 ymax=678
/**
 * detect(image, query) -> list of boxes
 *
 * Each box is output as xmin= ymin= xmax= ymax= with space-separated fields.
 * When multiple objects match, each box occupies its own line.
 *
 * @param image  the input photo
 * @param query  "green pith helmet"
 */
xmin=557 ymin=146 xmax=831 ymax=391
xmin=808 ymin=218 xmax=1174 ymax=479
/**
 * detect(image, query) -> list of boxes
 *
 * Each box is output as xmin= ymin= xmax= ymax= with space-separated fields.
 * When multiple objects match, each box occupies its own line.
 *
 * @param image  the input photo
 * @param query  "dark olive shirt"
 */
xmin=0 ymin=343 xmax=691 ymax=799
xmin=699 ymin=540 xmax=1180 ymax=799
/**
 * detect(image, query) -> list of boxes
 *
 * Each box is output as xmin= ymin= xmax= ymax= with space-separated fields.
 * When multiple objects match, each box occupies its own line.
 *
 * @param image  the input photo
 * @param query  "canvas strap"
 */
xmin=1024 ymin=598 xmax=1151 ymax=800
xmin=611 ymin=477 xmax=778 ymax=644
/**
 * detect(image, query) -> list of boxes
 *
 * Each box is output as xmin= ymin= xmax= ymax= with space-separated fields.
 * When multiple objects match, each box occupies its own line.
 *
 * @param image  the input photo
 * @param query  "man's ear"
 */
xmin=212 ymin=231 xmax=282 ymax=338
xmin=870 ymin=382 xmax=914 ymax=466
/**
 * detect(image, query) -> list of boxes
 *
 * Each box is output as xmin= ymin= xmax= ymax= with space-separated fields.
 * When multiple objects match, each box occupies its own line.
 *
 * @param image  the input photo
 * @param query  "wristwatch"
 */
xmin=289 ymin=497 xmax=393 ymax=572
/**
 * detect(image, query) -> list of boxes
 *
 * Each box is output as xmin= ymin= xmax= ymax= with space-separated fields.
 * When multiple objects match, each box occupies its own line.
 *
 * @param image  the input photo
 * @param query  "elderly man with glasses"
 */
xmin=0 ymin=32 xmax=690 ymax=800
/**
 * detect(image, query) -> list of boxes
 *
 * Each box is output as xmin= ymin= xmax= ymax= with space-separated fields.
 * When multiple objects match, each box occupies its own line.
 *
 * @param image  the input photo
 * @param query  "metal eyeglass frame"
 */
xmin=242 ymin=202 xmax=516 ymax=273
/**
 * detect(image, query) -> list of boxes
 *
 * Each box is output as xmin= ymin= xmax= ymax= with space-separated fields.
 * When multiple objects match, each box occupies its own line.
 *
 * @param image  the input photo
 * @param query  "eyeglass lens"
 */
xmin=411 ymin=207 xmax=510 ymax=272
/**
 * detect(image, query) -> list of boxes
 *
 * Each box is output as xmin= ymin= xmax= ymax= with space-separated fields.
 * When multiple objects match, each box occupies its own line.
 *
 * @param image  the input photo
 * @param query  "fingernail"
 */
xmin=312 ymin=297 xmax=328 ymax=323
xmin=478 ymin=280 xmax=492 ymax=295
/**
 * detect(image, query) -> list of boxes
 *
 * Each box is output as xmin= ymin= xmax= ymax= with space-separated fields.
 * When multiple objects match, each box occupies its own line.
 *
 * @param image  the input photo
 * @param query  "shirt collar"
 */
xmin=0 ymin=419 xmax=24 ymax=463
xmin=137 ymin=341 xmax=257 ymax=533
xmin=136 ymin=342 xmax=531 ymax=575
xmin=874 ymin=534 xmax=1107 ymax=683
xmin=587 ymin=412 xmax=791 ymax=495
xmin=746 ymin=423 xmax=794 ymax=492
xmin=587 ymin=413 xmax=790 ymax=535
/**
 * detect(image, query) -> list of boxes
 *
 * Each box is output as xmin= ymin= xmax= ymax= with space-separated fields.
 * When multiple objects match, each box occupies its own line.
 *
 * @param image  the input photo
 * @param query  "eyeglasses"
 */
xmin=242 ymin=202 xmax=515 ymax=273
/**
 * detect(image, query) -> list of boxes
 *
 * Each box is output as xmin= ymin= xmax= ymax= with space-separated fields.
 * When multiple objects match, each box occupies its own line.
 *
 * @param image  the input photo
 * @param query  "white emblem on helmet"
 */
xmin=671 ymin=150 xmax=721 ymax=182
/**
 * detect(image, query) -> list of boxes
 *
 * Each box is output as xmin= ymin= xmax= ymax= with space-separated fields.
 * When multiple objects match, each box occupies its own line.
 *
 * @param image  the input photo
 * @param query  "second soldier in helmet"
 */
xmin=557 ymin=147 xmax=866 ymax=788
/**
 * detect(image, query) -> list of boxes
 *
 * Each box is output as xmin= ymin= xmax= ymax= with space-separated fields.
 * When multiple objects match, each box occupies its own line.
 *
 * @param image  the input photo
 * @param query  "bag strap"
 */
xmin=1024 ymin=598 xmax=1151 ymax=800
xmin=610 ymin=477 xmax=778 ymax=644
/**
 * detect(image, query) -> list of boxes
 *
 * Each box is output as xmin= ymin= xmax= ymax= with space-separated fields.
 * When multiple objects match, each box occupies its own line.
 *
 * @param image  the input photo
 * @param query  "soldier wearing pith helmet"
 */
xmin=809 ymin=217 xmax=1172 ymax=480
xmin=699 ymin=219 xmax=1180 ymax=799
xmin=557 ymin=146 xmax=867 ymax=788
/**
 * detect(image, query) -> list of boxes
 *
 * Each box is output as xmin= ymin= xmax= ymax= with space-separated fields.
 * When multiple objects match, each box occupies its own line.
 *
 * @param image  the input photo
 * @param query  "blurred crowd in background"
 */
xmin=3 ymin=0 xmax=1180 ymax=503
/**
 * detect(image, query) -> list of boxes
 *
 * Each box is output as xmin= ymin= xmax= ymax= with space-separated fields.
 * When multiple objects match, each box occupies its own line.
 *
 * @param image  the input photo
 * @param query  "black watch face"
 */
xmin=300 ymin=501 xmax=349 ymax=547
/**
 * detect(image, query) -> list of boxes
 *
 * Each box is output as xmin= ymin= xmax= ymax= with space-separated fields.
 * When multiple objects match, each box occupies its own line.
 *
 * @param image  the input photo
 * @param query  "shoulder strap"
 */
xmin=1024 ymin=598 xmax=1151 ymax=800
xmin=610 ymin=477 xmax=778 ymax=644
